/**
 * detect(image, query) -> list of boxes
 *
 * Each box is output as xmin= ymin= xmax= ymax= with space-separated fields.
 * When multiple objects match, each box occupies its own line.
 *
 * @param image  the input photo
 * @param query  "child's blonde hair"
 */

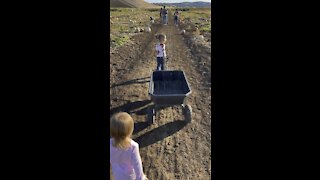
xmin=110 ymin=112 xmax=134 ymax=149
xmin=155 ymin=33 xmax=166 ymax=41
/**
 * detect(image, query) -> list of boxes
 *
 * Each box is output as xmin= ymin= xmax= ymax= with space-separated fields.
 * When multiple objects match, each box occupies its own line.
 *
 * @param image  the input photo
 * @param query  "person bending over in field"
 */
xmin=110 ymin=112 xmax=148 ymax=180
xmin=155 ymin=33 xmax=167 ymax=71
xmin=150 ymin=16 xmax=154 ymax=24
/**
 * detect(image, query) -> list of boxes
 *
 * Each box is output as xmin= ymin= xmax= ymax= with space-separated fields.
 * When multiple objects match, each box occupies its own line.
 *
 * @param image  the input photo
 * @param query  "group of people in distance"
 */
xmin=155 ymin=7 xmax=181 ymax=71
xmin=160 ymin=6 xmax=180 ymax=26
xmin=110 ymin=7 xmax=183 ymax=180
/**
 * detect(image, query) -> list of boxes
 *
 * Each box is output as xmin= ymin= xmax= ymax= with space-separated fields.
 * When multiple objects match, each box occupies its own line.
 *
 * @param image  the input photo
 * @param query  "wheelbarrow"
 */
xmin=147 ymin=70 xmax=192 ymax=124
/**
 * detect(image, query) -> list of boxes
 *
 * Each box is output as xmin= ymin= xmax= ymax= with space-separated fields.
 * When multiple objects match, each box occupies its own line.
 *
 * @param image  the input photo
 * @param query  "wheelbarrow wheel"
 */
xmin=183 ymin=104 xmax=192 ymax=123
xmin=147 ymin=107 xmax=156 ymax=125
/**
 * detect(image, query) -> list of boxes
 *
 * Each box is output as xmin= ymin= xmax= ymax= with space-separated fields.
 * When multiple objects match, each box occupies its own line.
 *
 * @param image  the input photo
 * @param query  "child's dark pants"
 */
xmin=156 ymin=57 xmax=165 ymax=70
xmin=174 ymin=16 xmax=178 ymax=25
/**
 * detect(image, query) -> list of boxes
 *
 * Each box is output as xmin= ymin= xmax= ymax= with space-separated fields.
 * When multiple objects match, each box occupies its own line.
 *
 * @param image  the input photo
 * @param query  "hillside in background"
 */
xmin=154 ymin=1 xmax=211 ymax=8
xmin=110 ymin=0 xmax=158 ymax=8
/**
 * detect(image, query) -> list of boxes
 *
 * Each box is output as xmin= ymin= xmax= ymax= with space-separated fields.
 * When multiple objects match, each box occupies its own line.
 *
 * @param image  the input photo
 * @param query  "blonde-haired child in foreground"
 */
xmin=110 ymin=112 xmax=148 ymax=180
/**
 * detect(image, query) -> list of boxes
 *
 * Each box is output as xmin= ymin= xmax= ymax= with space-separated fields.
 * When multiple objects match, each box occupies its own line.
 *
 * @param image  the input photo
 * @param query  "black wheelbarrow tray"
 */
xmin=148 ymin=70 xmax=192 ymax=124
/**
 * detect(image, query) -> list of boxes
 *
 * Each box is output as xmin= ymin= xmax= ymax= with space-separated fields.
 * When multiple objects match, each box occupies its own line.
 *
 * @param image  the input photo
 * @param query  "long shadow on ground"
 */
xmin=133 ymin=120 xmax=188 ymax=148
xmin=110 ymin=100 xmax=152 ymax=117
xmin=133 ymin=121 xmax=149 ymax=135
xmin=111 ymin=77 xmax=150 ymax=88
xmin=110 ymin=100 xmax=168 ymax=117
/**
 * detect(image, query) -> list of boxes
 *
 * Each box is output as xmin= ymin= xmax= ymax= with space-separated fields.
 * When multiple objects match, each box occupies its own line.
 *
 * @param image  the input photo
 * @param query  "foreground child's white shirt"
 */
xmin=155 ymin=43 xmax=166 ymax=57
xmin=110 ymin=138 xmax=146 ymax=180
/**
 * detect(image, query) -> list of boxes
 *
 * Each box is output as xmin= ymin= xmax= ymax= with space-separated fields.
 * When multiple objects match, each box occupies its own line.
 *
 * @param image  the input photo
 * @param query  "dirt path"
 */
xmin=110 ymin=12 xmax=211 ymax=180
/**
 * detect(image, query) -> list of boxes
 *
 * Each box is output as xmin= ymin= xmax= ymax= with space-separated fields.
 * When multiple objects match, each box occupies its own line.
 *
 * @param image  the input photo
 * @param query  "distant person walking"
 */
xmin=174 ymin=9 xmax=180 ymax=26
xmin=162 ymin=6 xmax=168 ymax=25
xmin=164 ymin=7 xmax=169 ymax=25
xmin=159 ymin=8 xmax=163 ymax=23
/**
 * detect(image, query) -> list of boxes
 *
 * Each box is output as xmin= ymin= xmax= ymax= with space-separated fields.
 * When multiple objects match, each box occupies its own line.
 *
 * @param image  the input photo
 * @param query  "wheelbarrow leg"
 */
xmin=183 ymin=104 xmax=192 ymax=123
xmin=182 ymin=99 xmax=192 ymax=123
xmin=147 ymin=106 xmax=156 ymax=125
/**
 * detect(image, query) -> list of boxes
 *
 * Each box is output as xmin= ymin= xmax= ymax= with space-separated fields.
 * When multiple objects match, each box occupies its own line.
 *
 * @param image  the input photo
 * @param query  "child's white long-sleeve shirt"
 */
xmin=110 ymin=138 xmax=146 ymax=180
xmin=155 ymin=43 xmax=166 ymax=57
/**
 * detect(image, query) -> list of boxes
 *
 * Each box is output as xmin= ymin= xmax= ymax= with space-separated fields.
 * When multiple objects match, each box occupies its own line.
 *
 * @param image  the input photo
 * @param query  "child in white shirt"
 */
xmin=174 ymin=9 xmax=180 ymax=26
xmin=155 ymin=33 xmax=167 ymax=71
xmin=110 ymin=112 xmax=148 ymax=180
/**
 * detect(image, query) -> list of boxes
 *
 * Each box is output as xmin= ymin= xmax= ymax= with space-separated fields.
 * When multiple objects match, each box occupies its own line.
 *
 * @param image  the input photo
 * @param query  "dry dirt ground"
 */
xmin=110 ymin=13 xmax=212 ymax=180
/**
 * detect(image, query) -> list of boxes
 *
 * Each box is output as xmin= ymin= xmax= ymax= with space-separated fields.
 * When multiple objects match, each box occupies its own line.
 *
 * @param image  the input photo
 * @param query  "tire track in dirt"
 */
xmin=110 ymin=12 xmax=211 ymax=180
